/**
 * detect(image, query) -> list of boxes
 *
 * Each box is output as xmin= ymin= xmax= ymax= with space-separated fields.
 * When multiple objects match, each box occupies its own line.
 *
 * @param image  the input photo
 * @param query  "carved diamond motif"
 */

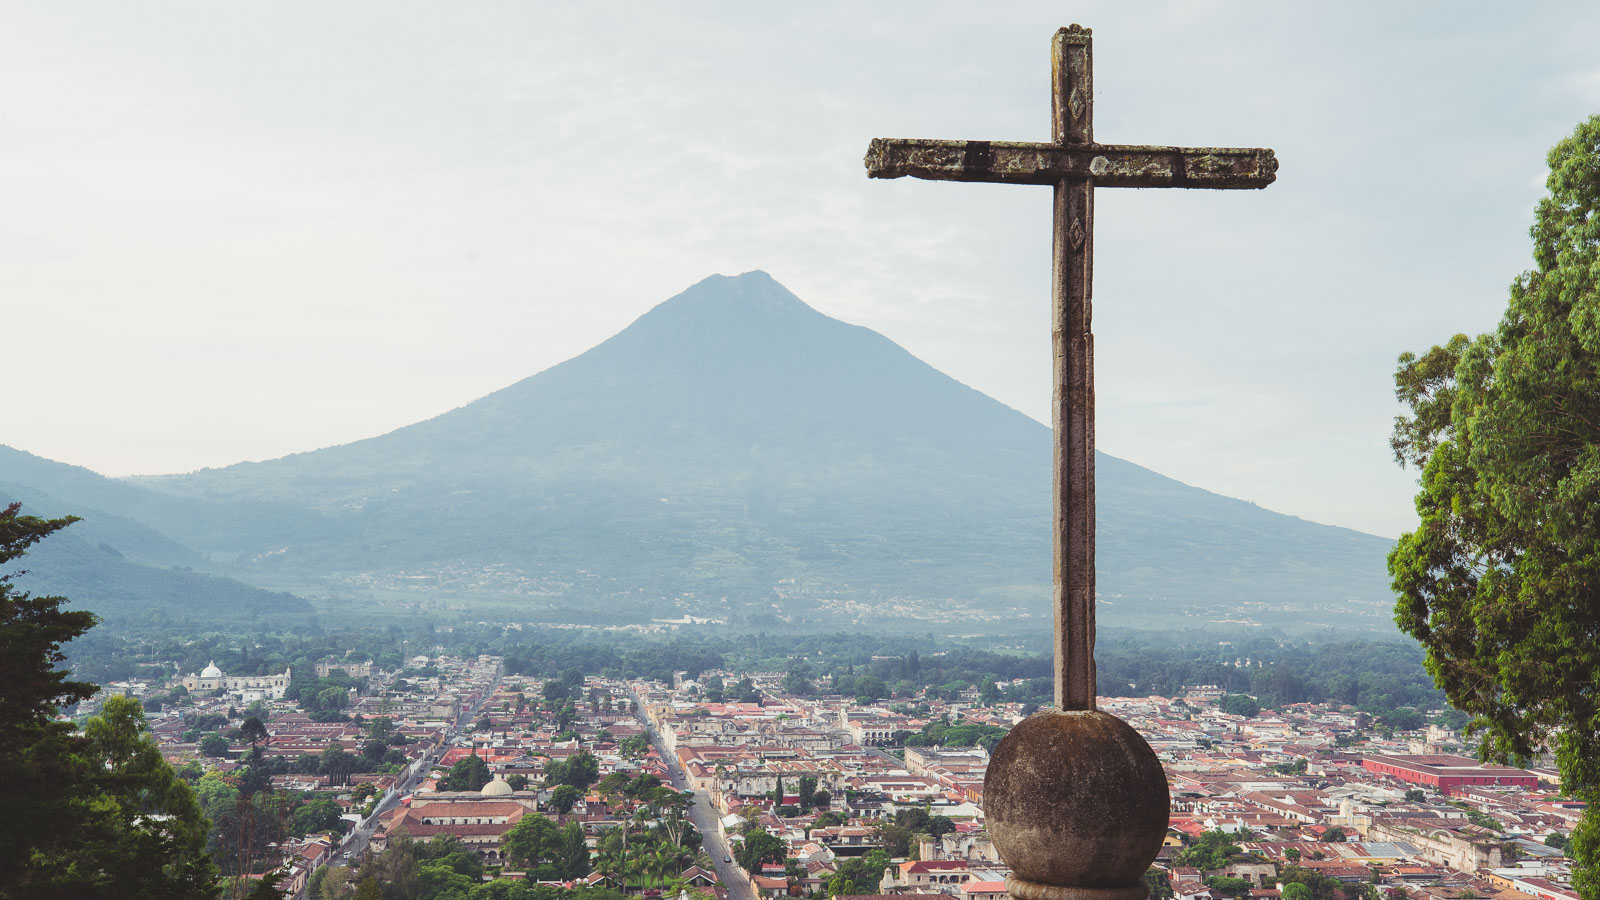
xmin=1067 ymin=88 xmax=1086 ymax=122
xmin=1068 ymin=217 xmax=1085 ymax=250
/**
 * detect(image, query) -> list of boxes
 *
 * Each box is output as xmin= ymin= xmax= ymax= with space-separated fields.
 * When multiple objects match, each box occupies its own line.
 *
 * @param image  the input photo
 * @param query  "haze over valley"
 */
xmin=2 ymin=272 xmax=1396 ymax=636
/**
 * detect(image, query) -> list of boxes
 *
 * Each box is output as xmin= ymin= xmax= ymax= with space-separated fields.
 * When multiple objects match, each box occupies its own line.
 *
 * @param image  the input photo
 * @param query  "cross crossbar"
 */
xmin=865 ymin=138 xmax=1277 ymax=189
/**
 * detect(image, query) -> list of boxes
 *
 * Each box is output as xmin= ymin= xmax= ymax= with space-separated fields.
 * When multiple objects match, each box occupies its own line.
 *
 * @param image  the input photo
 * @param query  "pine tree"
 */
xmin=0 ymin=503 xmax=220 ymax=898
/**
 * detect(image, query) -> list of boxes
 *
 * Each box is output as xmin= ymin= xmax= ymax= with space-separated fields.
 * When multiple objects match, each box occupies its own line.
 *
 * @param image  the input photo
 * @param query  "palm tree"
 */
xmin=663 ymin=844 xmax=691 ymax=883
xmin=623 ymin=847 xmax=645 ymax=893
xmin=597 ymin=849 xmax=623 ymax=889
xmin=650 ymin=846 xmax=675 ymax=888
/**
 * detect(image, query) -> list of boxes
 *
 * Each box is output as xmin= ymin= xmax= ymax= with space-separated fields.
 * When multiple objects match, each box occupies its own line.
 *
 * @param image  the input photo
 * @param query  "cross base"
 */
xmin=1005 ymin=877 xmax=1149 ymax=900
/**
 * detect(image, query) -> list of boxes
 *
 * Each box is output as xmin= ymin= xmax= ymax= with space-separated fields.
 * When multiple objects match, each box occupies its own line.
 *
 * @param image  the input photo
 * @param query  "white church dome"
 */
xmin=201 ymin=661 xmax=223 ymax=679
xmin=480 ymin=775 xmax=513 ymax=797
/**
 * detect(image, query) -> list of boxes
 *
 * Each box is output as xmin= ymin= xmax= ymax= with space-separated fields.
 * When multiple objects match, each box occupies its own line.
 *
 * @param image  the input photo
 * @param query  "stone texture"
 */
xmin=985 ymin=709 xmax=1169 ymax=890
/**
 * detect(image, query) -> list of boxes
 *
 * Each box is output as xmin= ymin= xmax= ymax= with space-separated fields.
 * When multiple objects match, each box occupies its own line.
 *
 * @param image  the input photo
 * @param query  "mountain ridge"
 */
xmin=2 ymin=271 xmax=1398 ymax=632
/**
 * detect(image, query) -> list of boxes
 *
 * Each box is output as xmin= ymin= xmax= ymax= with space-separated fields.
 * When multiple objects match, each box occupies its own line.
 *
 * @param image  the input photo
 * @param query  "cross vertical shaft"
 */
xmin=1052 ymin=27 xmax=1096 ymax=710
xmin=864 ymin=21 xmax=1275 ymax=718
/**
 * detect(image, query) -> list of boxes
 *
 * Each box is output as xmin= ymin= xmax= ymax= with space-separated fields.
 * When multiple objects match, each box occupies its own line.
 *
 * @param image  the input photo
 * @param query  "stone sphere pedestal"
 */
xmin=986 ymin=708 xmax=1170 ymax=900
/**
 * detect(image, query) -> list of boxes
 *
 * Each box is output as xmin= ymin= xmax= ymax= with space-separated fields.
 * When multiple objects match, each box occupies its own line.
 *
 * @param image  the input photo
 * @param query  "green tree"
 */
xmin=731 ymin=678 xmax=759 ymax=703
xmin=550 ymin=783 xmax=581 ymax=814
xmin=1174 ymin=830 xmax=1242 ymax=872
xmin=321 ymin=747 xmax=361 ymax=787
xmin=796 ymin=776 xmax=818 ymax=810
xmin=557 ymin=751 xmax=600 ymax=790
xmin=240 ymin=715 xmax=268 ymax=752
xmin=503 ymin=814 xmax=561 ymax=869
xmin=445 ymin=754 xmax=491 ymax=792
xmin=1220 ymin=695 xmax=1259 ymax=718
xmin=1206 ymin=876 xmax=1252 ymax=898
xmin=831 ymin=849 xmax=888 ymax=894
xmin=29 ymin=695 xmax=221 ymax=897
xmin=782 ymin=660 xmax=814 ymax=697
xmin=557 ymin=821 xmax=592 ymax=879
xmin=1388 ymin=115 xmax=1600 ymax=899
xmin=855 ymin=675 xmax=888 ymax=702
xmin=1144 ymin=868 xmax=1176 ymax=900
xmin=1282 ymin=883 xmax=1313 ymax=900
xmin=735 ymin=828 xmax=784 ymax=874
xmin=1277 ymin=866 xmax=1346 ymax=900
xmin=0 ymin=504 xmax=103 ymax=892
xmin=199 ymin=732 xmax=231 ymax=758
xmin=294 ymin=798 xmax=346 ymax=836
xmin=416 ymin=863 xmax=474 ymax=900
xmin=879 ymin=823 xmax=913 ymax=857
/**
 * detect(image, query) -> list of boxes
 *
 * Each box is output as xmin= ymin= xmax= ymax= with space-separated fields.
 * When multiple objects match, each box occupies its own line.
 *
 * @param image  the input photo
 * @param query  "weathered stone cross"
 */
xmin=866 ymin=24 xmax=1276 ymax=712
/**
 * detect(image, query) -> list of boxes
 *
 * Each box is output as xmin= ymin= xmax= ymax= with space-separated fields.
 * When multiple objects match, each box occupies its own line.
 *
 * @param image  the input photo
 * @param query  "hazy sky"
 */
xmin=5 ymin=2 xmax=1599 ymax=539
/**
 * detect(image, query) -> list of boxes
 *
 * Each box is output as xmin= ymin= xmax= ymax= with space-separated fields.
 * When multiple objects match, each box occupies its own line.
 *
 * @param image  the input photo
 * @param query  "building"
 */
xmin=882 ymin=859 xmax=974 ymax=891
xmin=373 ymin=776 xmax=537 ymax=862
xmin=1361 ymin=755 xmax=1539 ymax=793
xmin=182 ymin=661 xmax=291 ymax=701
xmin=316 ymin=658 xmax=374 ymax=678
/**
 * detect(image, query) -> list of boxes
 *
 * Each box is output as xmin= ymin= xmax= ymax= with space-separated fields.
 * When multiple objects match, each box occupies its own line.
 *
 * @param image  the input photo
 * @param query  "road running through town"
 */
xmin=633 ymin=689 xmax=757 ymax=900
xmin=326 ymin=676 xmax=499 ymax=870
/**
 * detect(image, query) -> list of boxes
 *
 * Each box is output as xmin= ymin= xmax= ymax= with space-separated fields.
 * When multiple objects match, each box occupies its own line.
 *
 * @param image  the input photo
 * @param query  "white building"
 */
xmin=182 ymin=661 xmax=291 ymax=701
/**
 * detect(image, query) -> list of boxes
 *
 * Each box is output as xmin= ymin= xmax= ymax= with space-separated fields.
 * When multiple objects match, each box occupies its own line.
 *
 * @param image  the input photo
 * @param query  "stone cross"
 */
xmin=865 ymin=24 xmax=1276 ymax=712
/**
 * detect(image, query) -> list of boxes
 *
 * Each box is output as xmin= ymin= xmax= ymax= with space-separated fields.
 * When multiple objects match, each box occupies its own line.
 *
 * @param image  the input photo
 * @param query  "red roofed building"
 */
xmin=886 ymin=859 xmax=973 ymax=890
xmin=1362 ymin=755 xmax=1538 ymax=794
xmin=751 ymin=875 xmax=788 ymax=898
xmin=375 ymin=799 xmax=531 ymax=862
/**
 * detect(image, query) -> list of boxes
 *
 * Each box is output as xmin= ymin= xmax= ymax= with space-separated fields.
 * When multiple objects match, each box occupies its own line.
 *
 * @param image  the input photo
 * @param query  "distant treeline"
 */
xmin=67 ymin=622 xmax=1453 ymax=727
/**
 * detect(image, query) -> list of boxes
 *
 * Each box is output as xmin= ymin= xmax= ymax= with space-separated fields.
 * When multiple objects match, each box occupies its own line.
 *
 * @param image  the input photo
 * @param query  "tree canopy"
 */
xmin=445 ymin=754 xmax=491 ymax=792
xmin=0 ymin=503 xmax=219 ymax=897
xmin=1388 ymin=113 xmax=1600 ymax=899
xmin=735 ymin=828 xmax=784 ymax=874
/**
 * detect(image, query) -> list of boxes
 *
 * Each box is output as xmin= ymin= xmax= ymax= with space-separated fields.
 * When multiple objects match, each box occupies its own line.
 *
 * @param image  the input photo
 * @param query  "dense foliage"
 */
xmin=313 ymin=833 xmax=620 ymax=900
xmin=734 ymin=828 xmax=784 ymax=874
xmin=501 ymin=815 xmax=592 ymax=879
xmin=444 ymin=754 xmax=492 ymax=792
xmin=900 ymin=720 xmax=1009 ymax=752
xmin=1388 ymin=114 xmax=1600 ymax=899
xmin=0 ymin=504 xmax=219 ymax=898
xmin=1174 ymin=830 xmax=1248 ymax=872
xmin=827 ymin=850 xmax=890 ymax=896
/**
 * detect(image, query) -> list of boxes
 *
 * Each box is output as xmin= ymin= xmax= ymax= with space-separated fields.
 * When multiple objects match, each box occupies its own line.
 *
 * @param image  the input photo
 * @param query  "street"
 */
xmin=634 ymin=690 xmax=757 ymax=900
xmin=328 ymin=680 xmax=496 ymax=868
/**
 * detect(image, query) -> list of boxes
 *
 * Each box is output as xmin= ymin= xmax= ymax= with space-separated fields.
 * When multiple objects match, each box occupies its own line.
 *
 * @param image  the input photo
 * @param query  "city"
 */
xmin=86 ymin=652 xmax=1579 ymax=900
